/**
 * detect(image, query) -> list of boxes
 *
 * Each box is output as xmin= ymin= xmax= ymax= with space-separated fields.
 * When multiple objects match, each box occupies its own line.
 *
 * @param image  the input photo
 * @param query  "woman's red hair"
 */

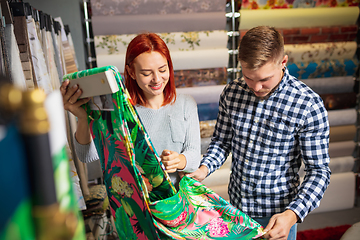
xmin=124 ymin=33 xmax=176 ymax=106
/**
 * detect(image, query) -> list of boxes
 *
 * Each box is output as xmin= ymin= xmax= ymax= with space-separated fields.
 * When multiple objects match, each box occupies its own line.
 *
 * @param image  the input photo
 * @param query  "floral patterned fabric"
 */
xmin=63 ymin=66 xmax=264 ymax=239
xmin=90 ymin=0 xmax=225 ymax=16
xmin=241 ymin=0 xmax=358 ymax=10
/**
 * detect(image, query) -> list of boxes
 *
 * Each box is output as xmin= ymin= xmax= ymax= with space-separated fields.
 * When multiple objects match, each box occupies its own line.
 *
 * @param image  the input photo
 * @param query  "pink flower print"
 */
xmin=206 ymin=218 xmax=230 ymax=237
xmin=161 ymin=211 xmax=187 ymax=228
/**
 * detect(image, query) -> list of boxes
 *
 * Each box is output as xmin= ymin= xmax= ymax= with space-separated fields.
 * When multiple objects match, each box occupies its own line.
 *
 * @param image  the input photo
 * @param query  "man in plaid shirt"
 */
xmin=188 ymin=26 xmax=331 ymax=240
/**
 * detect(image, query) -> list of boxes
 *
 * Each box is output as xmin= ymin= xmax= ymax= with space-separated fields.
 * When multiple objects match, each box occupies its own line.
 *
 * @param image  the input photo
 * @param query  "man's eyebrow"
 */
xmin=243 ymin=73 xmax=274 ymax=81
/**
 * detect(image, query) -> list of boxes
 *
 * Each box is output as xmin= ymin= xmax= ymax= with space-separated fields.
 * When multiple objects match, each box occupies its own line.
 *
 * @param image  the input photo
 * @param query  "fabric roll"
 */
xmin=320 ymin=92 xmax=356 ymax=110
xmin=4 ymin=23 xmax=27 ymax=90
xmin=174 ymin=67 xmax=227 ymax=88
xmin=328 ymin=108 xmax=356 ymax=127
xmin=92 ymin=12 xmax=226 ymax=35
xmin=301 ymin=76 xmax=354 ymax=94
xmin=96 ymin=47 xmax=229 ymax=71
xmin=176 ymin=85 xmax=225 ymax=104
xmin=90 ymin=0 xmax=225 ymax=16
xmin=26 ymin=17 xmax=52 ymax=94
xmin=241 ymin=0 xmax=358 ymax=9
xmin=285 ymin=41 xmax=357 ymax=64
xmin=309 ymin=172 xmax=355 ymax=213
xmin=329 ymin=141 xmax=355 ymax=158
xmin=239 ymin=7 xmax=359 ymax=30
xmin=329 ymin=125 xmax=356 ymax=143
xmin=95 ymin=30 xmax=228 ymax=55
xmin=287 ymin=58 xmax=358 ymax=80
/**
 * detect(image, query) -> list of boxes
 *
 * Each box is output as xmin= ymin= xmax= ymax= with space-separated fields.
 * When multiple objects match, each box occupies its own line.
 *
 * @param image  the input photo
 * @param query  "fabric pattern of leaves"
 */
xmin=63 ymin=66 xmax=264 ymax=239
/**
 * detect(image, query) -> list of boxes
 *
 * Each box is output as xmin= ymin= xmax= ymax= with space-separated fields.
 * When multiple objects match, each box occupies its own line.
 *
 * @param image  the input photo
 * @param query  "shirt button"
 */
xmin=254 ymin=119 xmax=259 ymax=123
xmin=242 ymin=176 xmax=246 ymax=181
xmin=250 ymin=140 xmax=253 ymax=143
xmin=245 ymin=159 xmax=249 ymax=163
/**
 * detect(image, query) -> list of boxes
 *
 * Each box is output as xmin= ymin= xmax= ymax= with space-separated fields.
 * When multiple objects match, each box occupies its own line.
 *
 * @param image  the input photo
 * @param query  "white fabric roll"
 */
xmin=327 ymin=108 xmax=356 ymax=127
xmin=92 ymin=12 xmax=226 ymax=35
xmin=239 ymin=7 xmax=359 ymax=30
xmin=5 ymin=24 xmax=27 ymax=90
xmin=96 ymin=47 xmax=229 ymax=71
xmin=177 ymin=85 xmax=225 ymax=104
xmin=309 ymin=172 xmax=355 ymax=214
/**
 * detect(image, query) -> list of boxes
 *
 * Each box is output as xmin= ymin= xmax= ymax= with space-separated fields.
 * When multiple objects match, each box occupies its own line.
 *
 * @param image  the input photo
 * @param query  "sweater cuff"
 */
xmin=73 ymin=133 xmax=99 ymax=163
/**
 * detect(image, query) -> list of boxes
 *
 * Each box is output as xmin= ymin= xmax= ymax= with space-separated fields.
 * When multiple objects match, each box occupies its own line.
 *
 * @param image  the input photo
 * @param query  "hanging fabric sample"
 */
xmin=63 ymin=66 xmax=265 ymax=239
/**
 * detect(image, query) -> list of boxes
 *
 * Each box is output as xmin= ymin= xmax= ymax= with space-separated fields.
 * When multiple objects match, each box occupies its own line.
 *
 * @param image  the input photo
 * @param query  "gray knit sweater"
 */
xmin=74 ymin=94 xmax=201 ymax=186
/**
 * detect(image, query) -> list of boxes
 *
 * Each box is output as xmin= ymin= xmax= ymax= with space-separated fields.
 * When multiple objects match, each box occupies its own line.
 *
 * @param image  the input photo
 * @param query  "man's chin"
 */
xmin=254 ymin=92 xmax=270 ymax=100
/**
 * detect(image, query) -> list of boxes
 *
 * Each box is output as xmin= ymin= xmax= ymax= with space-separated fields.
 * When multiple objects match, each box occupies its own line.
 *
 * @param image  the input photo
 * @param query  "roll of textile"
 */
xmin=310 ymin=172 xmax=355 ymax=213
xmin=95 ymin=30 xmax=228 ymax=55
xmin=301 ymin=76 xmax=354 ymax=95
xmin=330 ymin=125 xmax=356 ymax=143
xmin=174 ymin=67 xmax=227 ymax=88
xmin=96 ymin=47 xmax=229 ymax=71
xmin=287 ymin=58 xmax=358 ymax=80
xmin=241 ymin=0 xmax=358 ymax=9
xmin=176 ymin=85 xmax=225 ymax=104
xmin=329 ymin=141 xmax=355 ymax=158
xmin=90 ymin=0 xmax=225 ymax=16
xmin=285 ymin=41 xmax=357 ymax=64
xmin=328 ymin=108 xmax=356 ymax=127
xmin=320 ymin=92 xmax=356 ymax=110
xmin=239 ymin=7 xmax=359 ymax=30
xmin=92 ymin=12 xmax=226 ymax=35
xmin=4 ymin=23 xmax=27 ymax=90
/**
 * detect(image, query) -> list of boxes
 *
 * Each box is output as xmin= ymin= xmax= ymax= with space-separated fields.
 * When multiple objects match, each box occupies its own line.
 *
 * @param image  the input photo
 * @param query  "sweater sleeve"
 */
xmin=180 ymin=95 xmax=201 ymax=173
xmin=73 ymin=134 xmax=99 ymax=163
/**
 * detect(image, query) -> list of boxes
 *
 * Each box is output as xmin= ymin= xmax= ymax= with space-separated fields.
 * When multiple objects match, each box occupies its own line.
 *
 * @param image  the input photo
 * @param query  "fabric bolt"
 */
xmin=239 ymin=7 xmax=359 ymax=30
xmin=174 ymin=67 xmax=227 ymax=88
xmin=287 ymin=58 xmax=358 ymax=80
xmin=285 ymin=41 xmax=357 ymax=64
xmin=327 ymin=108 xmax=356 ymax=127
xmin=63 ymin=65 xmax=265 ymax=239
xmin=0 ymin=22 xmax=10 ymax=78
xmin=26 ymin=16 xmax=52 ymax=94
xmin=44 ymin=91 xmax=86 ymax=239
xmin=51 ymin=24 xmax=64 ymax=79
xmin=91 ymin=12 xmax=226 ymax=35
xmin=320 ymin=92 xmax=356 ymax=111
xmin=95 ymin=31 xmax=228 ymax=55
xmin=90 ymin=0 xmax=225 ymax=16
xmin=301 ymin=76 xmax=355 ymax=95
xmin=241 ymin=0 xmax=358 ymax=9
xmin=201 ymin=67 xmax=331 ymax=222
xmin=4 ymin=23 xmax=27 ymax=90
xmin=97 ymin=47 xmax=229 ymax=72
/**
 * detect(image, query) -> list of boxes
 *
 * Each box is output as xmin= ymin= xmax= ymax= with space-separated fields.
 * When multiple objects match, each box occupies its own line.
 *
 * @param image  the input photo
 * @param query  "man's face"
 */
xmin=241 ymin=55 xmax=288 ymax=100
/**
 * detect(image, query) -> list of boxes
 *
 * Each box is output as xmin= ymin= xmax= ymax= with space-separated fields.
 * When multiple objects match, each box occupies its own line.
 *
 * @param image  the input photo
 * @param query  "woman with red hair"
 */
xmin=61 ymin=33 xmax=201 ymax=188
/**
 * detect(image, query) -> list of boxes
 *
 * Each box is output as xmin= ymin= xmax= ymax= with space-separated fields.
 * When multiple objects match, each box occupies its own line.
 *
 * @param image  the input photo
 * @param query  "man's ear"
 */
xmin=126 ymin=65 xmax=135 ymax=80
xmin=281 ymin=55 xmax=288 ymax=69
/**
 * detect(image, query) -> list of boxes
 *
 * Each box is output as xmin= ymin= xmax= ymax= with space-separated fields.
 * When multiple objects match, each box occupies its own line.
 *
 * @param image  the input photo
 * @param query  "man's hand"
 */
xmin=262 ymin=210 xmax=298 ymax=240
xmin=186 ymin=165 xmax=209 ymax=182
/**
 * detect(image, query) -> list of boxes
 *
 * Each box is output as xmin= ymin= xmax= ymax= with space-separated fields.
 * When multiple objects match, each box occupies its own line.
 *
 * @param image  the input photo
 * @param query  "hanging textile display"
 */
xmin=63 ymin=66 xmax=265 ymax=239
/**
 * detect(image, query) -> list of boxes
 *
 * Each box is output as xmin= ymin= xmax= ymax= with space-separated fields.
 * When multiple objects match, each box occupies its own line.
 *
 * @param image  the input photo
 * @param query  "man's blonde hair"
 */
xmin=238 ymin=26 xmax=284 ymax=70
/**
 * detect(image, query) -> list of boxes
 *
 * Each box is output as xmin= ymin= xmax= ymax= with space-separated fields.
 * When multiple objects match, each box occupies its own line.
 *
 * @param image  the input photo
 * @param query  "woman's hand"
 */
xmin=160 ymin=150 xmax=186 ymax=173
xmin=60 ymin=80 xmax=90 ymax=120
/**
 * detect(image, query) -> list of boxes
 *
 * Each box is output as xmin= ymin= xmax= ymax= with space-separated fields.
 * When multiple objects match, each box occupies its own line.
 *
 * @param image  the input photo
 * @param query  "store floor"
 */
xmin=297 ymin=206 xmax=360 ymax=231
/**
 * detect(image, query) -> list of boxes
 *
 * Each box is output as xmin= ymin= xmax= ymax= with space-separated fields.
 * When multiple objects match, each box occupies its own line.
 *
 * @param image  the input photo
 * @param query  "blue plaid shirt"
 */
xmin=201 ymin=67 xmax=331 ymax=222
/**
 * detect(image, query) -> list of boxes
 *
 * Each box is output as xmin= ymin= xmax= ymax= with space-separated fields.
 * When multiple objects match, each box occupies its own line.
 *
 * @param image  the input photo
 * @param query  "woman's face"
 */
xmin=130 ymin=51 xmax=170 ymax=100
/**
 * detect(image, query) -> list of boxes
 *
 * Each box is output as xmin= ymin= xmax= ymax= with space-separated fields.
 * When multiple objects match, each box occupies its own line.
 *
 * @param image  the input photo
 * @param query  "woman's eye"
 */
xmin=141 ymin=73 xmax=151 ymax=77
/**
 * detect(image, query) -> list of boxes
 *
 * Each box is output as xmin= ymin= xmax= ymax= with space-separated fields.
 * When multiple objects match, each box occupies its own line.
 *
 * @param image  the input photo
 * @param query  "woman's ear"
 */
xmin=126 ymin=65 xmax=135 ymax=80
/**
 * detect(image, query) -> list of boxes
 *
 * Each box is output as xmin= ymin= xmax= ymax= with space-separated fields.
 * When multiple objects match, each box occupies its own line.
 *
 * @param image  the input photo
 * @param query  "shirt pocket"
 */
xmin=169 ymin=117 xmax=186 ymax=143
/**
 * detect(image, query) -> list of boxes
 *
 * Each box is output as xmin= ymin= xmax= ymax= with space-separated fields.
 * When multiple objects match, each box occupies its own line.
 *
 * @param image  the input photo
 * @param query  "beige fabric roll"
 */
xmin=239 ymin=7 xmax=359 ymax=30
